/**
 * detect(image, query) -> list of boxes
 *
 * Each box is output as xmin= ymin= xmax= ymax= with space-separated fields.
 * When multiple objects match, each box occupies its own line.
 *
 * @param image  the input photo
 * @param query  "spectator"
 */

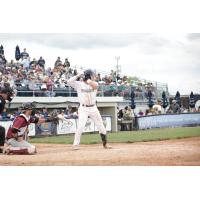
xmin=20 ymin=48 xmax=29 ymax=60
xmin=145 ymin=108 xmax=154 ymax=116
xmin=180 ymin=105 xmax=188 ymax=113
xmin=96 ymin=73 xmax=102 ymax=82
xmin=65 ymin=105 xmax=78 ymax=118
xmin=138 ymin=109 xmax=144 ymax=117
xmin=49 ymin=109 xmax=58 ymax=135
xmin=41 ymin=107 xmax=49 ymax=119
xmin=14 ymin=108 xmax=22 ymax=117
xmin=18 ymin=65 xmax=26 ymax=77
xmin=63 ymin=58 xmax=70 ymax=68
xmin=45 ymin=67 xmax=53 ymax=77
xmin=0 ymin=108 xmax=11 ymax=120
xmin=171 ymin=100 xmax=181 ymax=114
xmin=66 ymin=68 xmax=73 ymax=79
xmin=118 ymin=107 xmax=127 ymax=131
xmin=54 ymin=57 xmax=62 ymax=67
xmin=118 ymin=108 xmax=124 ymax=120
xmin=40 ymin=83 xmax=50 ymax=97
xmin=71 ymin=109 xmax=78 ymax=119
xmin=120 ymin=106 xmax=133 ymax=131
xmin=73 ymin=69 xmax=78 ymax=76
xmin=123 ymin=106 xmax=133 ymax=120
xmin=57 ymin=110 xmax=68 ymax=122
xmin=59 ymin=78 xmax=66 ymax=88
xmin=21 ymin=57 xmax=30 ymax=71
xmin=37 ymin=56 xmax=45 ymax=68
xmin=0 ymin=55 xmax=7 ymax=71
xmin=35 ymin=111 xmax=43 ymax=135
xmin=45 ymin=77 xmax=54 ymax=96
xmin=7 ymin=60 xmax=17 ymax=69
xmin=110 ymin=70 xmax=117 ymax=83
xmin=152 ymin=100 xmax=163 ymax=114
xmin=30 ymin=58 xmax=37 ymax=67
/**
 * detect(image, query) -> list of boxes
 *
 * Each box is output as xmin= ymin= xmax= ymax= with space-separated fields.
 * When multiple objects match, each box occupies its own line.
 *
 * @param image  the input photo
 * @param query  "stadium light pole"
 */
xmin=115 ymin=56 xmax=121 ymax=74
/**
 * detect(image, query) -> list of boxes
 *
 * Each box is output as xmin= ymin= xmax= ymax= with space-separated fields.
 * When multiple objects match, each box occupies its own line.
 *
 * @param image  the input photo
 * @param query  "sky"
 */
xmin=0 ymin=33 xmax=200 ymax=95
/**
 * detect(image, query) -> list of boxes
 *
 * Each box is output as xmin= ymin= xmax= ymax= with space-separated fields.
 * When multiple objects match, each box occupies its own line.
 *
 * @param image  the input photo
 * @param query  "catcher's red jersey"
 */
xmin=6 ymin=114 xmax=36 ymax=139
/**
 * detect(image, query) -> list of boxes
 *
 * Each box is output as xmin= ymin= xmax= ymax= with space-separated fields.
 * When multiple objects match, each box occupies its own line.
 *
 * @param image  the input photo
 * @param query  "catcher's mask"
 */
xmin=83 ymin=69 xmax=95 ymax=81
xmin=21 ymin=102 xmax=36 ymax=115
xmin=0 ymin=86 xmax=15 ymax=102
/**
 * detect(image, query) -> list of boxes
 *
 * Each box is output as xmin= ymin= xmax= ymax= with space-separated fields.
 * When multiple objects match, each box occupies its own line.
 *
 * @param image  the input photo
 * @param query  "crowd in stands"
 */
xmin=0 ymin=105 xmax=78 ymax=121
xmin=0 ymin=48 xmax=74 ymax=97
xmin=0 ymin=46 xmax=161 ymax=99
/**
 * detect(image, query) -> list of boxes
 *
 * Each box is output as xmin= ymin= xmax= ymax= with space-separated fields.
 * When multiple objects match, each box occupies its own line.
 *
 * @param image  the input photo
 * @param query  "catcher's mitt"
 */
xmin=46 ymin=109 xmax=59 ymax=124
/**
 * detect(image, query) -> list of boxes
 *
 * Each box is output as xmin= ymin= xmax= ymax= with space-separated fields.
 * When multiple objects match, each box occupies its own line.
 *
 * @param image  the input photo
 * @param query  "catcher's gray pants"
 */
xmin=6 ymin=138 xmax=36 ymax=154
xmin=73 ymin=105 xmax=106 ymax=146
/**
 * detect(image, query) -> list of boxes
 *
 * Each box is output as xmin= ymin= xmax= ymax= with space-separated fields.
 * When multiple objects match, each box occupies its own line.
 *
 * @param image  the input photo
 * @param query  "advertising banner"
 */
xmin=137 ymin=113 xmax=200 ymax=130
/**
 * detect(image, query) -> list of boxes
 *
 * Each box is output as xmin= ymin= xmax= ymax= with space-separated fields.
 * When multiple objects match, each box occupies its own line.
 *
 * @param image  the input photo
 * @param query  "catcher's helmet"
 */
xmin=21 ymin=102 xmax=36 ymax=110
xmin=84 ymin=69 xmax=95 ymax=81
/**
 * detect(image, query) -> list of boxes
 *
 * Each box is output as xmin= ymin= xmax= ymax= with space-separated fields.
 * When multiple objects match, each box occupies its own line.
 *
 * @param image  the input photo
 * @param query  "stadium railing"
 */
xmin=15 ymin=83 xmax=168 ymax=100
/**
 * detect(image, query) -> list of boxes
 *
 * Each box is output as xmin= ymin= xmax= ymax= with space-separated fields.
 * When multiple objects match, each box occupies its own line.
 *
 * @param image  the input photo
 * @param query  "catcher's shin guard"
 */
xmin=0 ymin=126 xmax=5 ymax=146
xmin=4 ymin=146 xmax=36 ymax=155
xmin=9 ymin=148 xmax=29 ymax=155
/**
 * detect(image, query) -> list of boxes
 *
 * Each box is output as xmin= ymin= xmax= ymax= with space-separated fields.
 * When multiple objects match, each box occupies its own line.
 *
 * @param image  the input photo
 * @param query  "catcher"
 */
xmin=3 ymin=102 xmax=59 ymax=155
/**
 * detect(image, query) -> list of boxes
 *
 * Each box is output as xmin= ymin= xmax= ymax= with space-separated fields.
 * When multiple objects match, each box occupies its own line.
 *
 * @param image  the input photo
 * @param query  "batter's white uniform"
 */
xmin=67 ymin=75 xmax=107 ymax=146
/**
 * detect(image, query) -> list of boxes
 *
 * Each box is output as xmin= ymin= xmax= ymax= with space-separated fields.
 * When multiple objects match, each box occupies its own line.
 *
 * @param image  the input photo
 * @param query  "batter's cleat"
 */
xmin=103 ymin=143 xmax=112 ymax=149
xmin=100 ymin=134 xmax=112 ymax=149
xmin=0 ymin=148 xmax=3 ymax=153
xmin=72 ymin=145 xmax=80 ymax=150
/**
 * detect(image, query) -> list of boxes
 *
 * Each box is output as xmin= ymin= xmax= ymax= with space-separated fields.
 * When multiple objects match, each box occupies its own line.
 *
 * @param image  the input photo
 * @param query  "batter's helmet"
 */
xmin=84 ymin=69 xmax=95 ymax=81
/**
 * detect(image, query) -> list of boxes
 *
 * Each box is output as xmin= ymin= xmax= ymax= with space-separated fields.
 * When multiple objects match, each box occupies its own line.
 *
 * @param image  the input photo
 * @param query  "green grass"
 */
xmin=29 ymin=126 xmax=200 ymax=145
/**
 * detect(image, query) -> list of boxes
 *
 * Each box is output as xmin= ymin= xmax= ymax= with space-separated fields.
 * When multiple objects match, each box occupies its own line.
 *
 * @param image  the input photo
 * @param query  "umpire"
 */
xmin=0 ymin=87 xmax=15 ymax=153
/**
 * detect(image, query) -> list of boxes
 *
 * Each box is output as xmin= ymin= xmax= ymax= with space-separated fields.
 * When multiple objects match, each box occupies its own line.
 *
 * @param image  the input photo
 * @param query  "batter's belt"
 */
xmin=82 ymin=104 xmax=95 ymax=107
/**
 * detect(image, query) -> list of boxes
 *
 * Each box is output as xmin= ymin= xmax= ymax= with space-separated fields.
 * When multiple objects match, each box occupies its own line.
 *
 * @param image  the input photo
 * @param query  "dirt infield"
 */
xmin=1 ymin=137 xmax=200 ymax=166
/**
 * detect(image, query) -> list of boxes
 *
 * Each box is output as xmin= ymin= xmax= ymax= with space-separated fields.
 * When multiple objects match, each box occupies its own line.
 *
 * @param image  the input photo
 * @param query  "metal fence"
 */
xmin=15 ymin=82 xmax=169 ymax=100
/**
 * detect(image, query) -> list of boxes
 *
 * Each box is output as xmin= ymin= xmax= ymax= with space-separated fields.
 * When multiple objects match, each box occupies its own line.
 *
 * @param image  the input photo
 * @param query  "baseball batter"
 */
xmin=67 ymin=69 xmax=112 ymax=150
